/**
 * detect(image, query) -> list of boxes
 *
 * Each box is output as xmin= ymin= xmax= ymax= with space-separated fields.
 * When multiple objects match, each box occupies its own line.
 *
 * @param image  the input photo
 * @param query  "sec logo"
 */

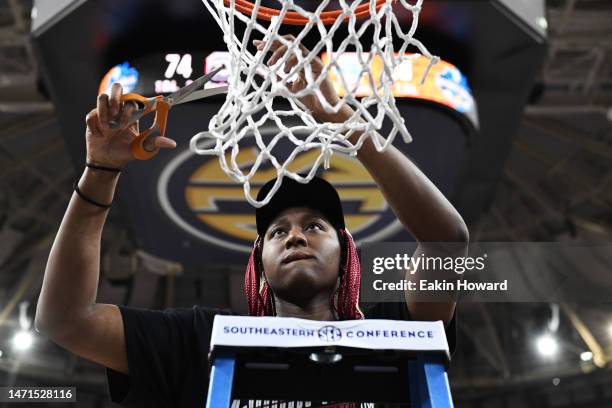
xmin=317 ymin=326 xmax=342 ymax=342
xmin=157 ymin=137 xmax=402 ymax=253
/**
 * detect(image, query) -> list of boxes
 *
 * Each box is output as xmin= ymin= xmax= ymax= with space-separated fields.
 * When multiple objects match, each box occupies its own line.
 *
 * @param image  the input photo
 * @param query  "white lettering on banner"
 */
xmin=233 ymin=400 xmax=376 ymax=407
xmin=210 ymin=316 xmax=449 ymax=357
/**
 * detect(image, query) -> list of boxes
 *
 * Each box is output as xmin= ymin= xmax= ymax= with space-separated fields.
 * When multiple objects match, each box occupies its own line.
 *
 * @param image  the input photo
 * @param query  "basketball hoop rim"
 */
xmin=224 ymin=0 xmax=388 ymax=25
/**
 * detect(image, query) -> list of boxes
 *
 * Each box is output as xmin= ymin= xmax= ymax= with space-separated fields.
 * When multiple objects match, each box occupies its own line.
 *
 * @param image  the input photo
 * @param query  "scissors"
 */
xmin=113 ymin=66 xmax=227 ymax=160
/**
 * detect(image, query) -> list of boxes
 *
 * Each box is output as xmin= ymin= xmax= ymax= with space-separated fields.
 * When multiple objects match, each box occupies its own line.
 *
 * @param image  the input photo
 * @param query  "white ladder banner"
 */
xmin=210 ymin=316 xmax=449 ymax=357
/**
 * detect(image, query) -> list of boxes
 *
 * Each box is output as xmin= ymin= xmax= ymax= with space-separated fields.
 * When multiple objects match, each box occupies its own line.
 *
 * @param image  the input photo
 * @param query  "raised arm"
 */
xmin=348 ymin=132 xmax=466 ymax=325
xmin=255 ymin=35 xmax=468 ymax=325
xmin=35 ymin=84 xmax=176 ymax=374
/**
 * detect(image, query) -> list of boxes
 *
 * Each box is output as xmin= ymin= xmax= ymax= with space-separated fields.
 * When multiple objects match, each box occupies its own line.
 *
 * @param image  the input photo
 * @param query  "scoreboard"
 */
xmin=98 ymin=52 xmax=227 ymax=96
xmin=97 ymin=50 xmax=477 ymax=128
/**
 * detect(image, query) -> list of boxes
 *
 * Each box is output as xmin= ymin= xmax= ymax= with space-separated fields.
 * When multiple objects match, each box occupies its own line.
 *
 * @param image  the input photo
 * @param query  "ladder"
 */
xmin=206 ymin=316 xmax=453 ymax=408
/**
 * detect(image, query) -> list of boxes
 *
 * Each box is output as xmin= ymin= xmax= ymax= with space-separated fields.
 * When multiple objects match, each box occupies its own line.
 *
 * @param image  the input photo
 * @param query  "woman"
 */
xmin=35 ymin=36 xmax=467 ymax=407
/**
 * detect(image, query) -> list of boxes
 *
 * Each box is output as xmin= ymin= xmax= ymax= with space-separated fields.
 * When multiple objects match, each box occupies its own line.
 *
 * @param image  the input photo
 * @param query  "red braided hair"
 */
xmin=244 ymin=229 xmax=363 ymax=320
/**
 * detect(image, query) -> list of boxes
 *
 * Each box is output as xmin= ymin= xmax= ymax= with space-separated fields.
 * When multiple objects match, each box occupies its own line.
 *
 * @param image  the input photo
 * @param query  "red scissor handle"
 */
xmin=119 ymin=93 xmax=169 ymax=161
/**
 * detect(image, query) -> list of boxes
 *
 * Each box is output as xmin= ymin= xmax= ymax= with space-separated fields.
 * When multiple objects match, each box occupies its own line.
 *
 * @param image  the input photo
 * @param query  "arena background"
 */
xmin=0 ymin=0 xmax=611 ymax=406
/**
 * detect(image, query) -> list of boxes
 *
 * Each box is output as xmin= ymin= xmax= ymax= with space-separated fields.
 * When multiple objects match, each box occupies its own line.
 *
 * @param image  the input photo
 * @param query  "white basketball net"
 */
xmin=192 ymin=0 xmax=438 ymax=207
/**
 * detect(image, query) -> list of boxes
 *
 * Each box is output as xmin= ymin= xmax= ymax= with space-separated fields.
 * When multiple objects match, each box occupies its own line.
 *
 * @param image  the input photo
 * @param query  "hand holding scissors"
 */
xmin=110 ymin=66 xmax=227 ymax=160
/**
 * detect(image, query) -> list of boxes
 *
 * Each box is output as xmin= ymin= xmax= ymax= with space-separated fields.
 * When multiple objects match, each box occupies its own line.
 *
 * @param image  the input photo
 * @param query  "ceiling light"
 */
xmin=536 ymin=17 xmax=548 ymax=30
xmin=536 ymin=334 xmax=558 ymax=357
xmin=580 ymin=351 xmax=593 ymax=362
xmin=12 ymin=331 xmax=33 ymax=351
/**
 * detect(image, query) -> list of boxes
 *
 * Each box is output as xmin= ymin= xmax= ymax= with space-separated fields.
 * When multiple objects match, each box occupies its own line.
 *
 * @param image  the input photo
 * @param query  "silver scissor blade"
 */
xmin=175 ymin=86 xmax=228 ymax=105
xmin=167 ymin=66 xmax=225 ymax=105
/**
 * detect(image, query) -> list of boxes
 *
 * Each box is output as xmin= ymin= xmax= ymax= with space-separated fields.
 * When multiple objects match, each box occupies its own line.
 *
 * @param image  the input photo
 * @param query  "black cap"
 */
xmin=255 ymin=176 xmax=345 ymax=236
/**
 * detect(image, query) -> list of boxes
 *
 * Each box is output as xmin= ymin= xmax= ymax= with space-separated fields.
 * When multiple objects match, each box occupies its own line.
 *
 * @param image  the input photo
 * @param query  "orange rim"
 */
xmin=224 ymin=0 xmax=388 ymax=25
